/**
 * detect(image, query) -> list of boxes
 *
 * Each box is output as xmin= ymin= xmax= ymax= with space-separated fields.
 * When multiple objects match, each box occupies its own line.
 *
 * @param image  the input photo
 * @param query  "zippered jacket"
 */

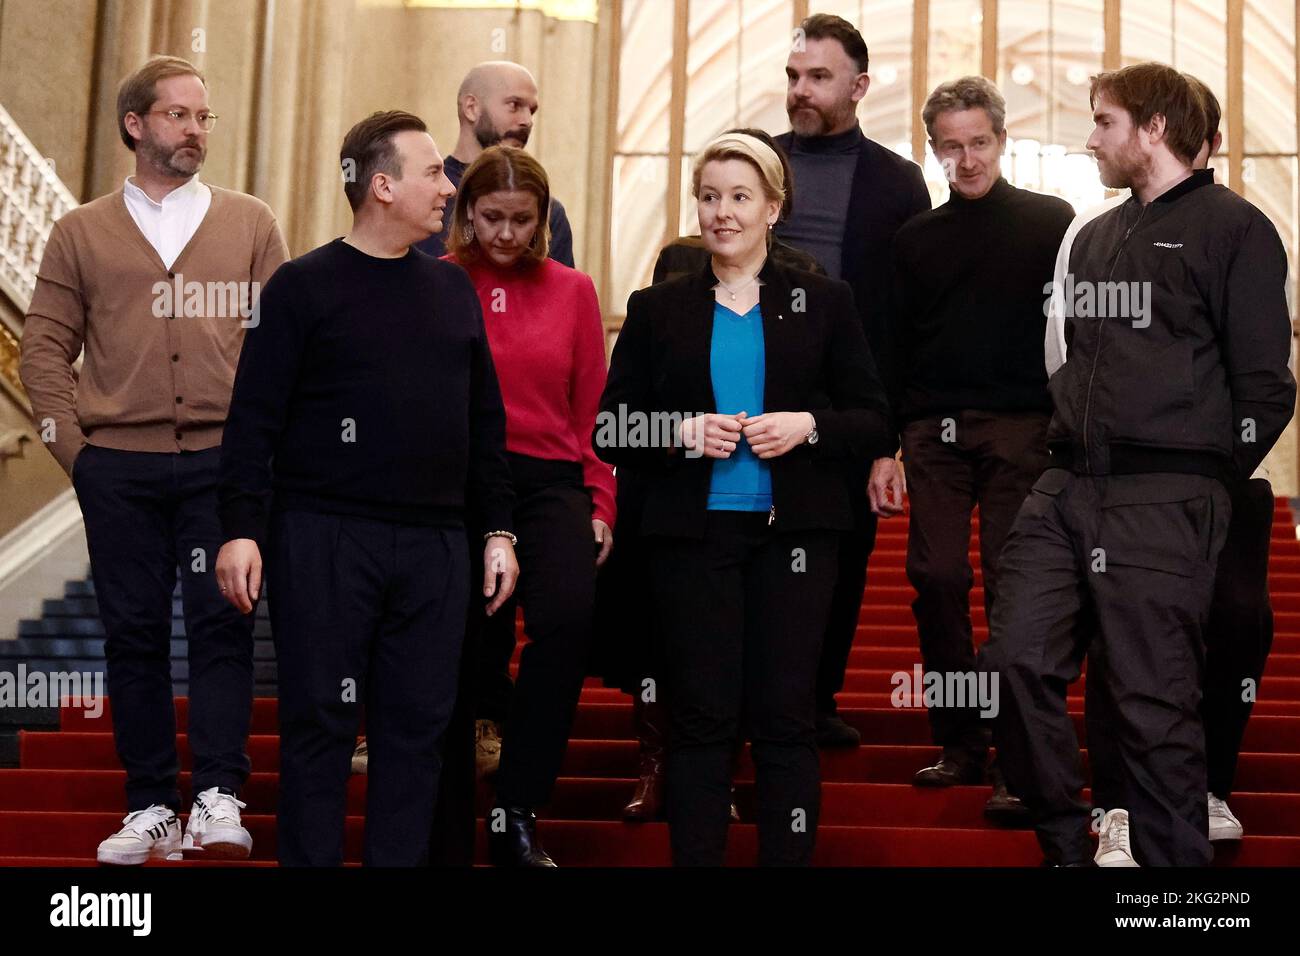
xmin=1047 ymin=169 xmax=1295 ymax=482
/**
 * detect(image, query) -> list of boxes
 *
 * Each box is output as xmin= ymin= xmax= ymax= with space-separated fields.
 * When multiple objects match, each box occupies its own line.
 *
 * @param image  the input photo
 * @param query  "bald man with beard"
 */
xmin=412 ymin=61 xmax=578 ymax=866
xmin=414 ymin=60 xmax=574 ymax=267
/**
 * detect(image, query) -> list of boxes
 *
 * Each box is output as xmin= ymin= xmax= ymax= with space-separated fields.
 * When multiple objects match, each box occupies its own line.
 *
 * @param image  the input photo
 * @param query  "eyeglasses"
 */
xmin=144 ymin=109 xmax=219 ymax=132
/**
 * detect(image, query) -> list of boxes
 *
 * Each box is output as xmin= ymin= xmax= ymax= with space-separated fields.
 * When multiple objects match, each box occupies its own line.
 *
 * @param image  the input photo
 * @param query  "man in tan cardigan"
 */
xmin=20 ymin=55 xmax=288 ymax=865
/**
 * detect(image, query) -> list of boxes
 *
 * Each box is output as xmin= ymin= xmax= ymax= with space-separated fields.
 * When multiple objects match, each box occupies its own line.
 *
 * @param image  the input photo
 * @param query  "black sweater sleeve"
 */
xmin=806 ymin=280 xmax=894 ymax=462
xmin=463 ymin=284 xmax=516 ymax=537
xmin=218 ymin=262 xmax=307 ymax=549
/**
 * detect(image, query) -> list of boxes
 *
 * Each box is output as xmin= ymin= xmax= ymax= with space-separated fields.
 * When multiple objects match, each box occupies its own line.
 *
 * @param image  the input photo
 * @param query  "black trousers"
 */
xmin=980 ymin=470 xmax=1230 ymax=866
xmin=72 ymin=444 xmax=254 ymax=812
xmin=1204 ymin=478 xmax=1275 ymax=797
xmin=1087 ymin=477 xmax=1275 ymax=805
xmin=267 ymin=509 xmax=468 ymax=866
xmin=901 ymin=410 xmax=1050 ymax=765
xmin=651 ymin=512 xmax=838 ymax=866
xmin=428 ymin=632 xmax=478 ymax=866
xmin=474 ymin=607 xmax=517 ymax=724
xmin=815 ymin=486 xmax=879 ymax=714
xmin=488 ymin=454 xmax=598 ymax=809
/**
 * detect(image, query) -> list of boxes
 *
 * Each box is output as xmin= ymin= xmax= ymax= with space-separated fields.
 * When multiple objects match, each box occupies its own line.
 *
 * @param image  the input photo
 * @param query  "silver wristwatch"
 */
xmin=805 ymin=413 xmax=819 ymax=446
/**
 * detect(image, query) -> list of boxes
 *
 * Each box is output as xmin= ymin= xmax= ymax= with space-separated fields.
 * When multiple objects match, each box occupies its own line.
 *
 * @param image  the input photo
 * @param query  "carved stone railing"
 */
xmin=0 ymin=103 xmax=79 ymax=406
xmin=0 ymin=103 xmax=77 ymax=303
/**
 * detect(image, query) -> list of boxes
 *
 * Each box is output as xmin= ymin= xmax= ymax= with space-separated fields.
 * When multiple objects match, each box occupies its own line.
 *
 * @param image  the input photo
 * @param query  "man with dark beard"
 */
xmin=413 ymin=60 xmax=573 ymax=268
xmin=20 ymin=55 xmax=287 ymax=864
xmin=774 ymin=13 xmax=930 ymax=747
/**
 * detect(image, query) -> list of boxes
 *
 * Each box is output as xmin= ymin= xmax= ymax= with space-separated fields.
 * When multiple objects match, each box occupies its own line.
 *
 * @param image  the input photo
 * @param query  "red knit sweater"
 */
xmin=446 ymin=255 xmax=616 ymax=527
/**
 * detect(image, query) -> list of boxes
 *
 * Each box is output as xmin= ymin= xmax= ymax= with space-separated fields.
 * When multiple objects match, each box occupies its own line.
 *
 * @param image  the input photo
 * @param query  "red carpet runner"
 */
xmin=3 ymin=500 xmax=1299 ymax=866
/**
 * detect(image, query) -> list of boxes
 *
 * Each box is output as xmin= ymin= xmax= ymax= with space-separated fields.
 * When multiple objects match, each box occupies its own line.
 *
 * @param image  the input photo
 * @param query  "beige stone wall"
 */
xmin=0 ymin=0 xmax=100 ymax=199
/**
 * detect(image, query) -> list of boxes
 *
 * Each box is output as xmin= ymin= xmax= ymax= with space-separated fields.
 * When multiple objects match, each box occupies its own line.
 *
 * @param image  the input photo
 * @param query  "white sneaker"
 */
xmin=1208 ymin=793 xmax=1244 ymax=841
xmin=96 ymin=805 xmax=182 ymax=865
xmin=1095 ymin=808 xmax=1140 ymax=867
xmin=182 ymin=787 xmax=253 ymax=859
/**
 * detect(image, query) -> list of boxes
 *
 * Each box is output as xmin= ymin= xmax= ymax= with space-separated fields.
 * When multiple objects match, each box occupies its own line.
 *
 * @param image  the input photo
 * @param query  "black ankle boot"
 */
xmin=487 ymin=806 xmax=557 ymax=867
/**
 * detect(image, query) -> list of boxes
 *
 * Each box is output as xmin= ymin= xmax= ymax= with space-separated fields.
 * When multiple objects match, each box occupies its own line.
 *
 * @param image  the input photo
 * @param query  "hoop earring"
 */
xmin=463 ymin=224 xmax=475 ymax=244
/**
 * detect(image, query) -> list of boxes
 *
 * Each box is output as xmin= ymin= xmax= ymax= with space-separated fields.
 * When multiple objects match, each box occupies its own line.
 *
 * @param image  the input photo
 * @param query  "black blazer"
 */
xmin=773 ymin=128 xmax=930 ymax=403
xmin=597 ymin=256 xmax=892 ymax=538
xmin=652 ymin=235 xmax=826 ymax=285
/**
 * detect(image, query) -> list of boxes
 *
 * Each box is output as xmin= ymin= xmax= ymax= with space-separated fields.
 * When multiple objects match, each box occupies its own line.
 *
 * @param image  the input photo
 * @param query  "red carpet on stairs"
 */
xmin=4 ymin=500 xmax=1300 ymax=867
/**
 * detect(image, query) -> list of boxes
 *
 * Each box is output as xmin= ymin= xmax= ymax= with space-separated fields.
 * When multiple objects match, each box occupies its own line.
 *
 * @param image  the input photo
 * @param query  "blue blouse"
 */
xmin=706 ymin=301 xmax=773 ymax=512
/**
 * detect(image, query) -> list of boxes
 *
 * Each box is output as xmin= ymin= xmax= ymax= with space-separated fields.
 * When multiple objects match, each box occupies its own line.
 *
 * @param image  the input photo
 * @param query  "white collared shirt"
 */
xmin=122 ymin=175 xmax=212 ymax=269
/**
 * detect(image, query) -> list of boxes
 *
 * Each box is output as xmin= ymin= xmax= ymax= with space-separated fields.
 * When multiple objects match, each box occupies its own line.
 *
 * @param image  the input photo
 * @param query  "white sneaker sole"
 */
xmin=97 ymin=837 xmax=182 ymax=866
xmin=1209 ymin=820 xmax=1244 ymax=842
xmin=181 ymin=827 xmax=253 ymax=860
xmin=1095 ymin=851 xmax=1140 ymax=867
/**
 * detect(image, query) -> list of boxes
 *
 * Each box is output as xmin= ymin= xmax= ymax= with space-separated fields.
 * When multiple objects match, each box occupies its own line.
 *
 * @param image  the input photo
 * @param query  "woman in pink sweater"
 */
xmin=444 ymin=146 xmax=615 ymax=867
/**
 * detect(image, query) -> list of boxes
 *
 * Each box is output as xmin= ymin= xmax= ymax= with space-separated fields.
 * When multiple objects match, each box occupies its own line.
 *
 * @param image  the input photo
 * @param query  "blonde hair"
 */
xmin=691 ymin=133 xmax=787 ymax=207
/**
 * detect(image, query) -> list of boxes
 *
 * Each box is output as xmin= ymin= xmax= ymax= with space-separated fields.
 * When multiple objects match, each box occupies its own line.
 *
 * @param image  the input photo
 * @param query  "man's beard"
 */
xmin=1098 ymin=133 xmax=1147 ymax=190
xmin=786 ymin=99 xmax=853 ymax=137
xmin=139 ymin=134 xmax=205 ymax=177
xmin=475 ymin=112 xmax=530 ymax=149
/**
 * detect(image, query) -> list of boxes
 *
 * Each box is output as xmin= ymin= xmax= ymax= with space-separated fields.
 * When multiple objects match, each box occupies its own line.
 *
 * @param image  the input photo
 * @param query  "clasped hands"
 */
xmin=680 ymin=410 xmax=813 ymax=460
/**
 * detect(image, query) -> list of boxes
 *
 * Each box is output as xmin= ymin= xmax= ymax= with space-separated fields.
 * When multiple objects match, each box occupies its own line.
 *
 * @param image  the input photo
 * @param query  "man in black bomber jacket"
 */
xmin=979 ymin=63 xmax=1295 ymax=869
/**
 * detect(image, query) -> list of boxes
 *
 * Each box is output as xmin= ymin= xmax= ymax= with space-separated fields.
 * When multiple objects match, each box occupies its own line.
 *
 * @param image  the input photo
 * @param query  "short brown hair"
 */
xmin=340 ymin=110 xmax=428 ymax=212
xmin=1090 ymin=63 xmax=1206 ymax=165
xmin=1183 ymin=74 xmax=1221 ymax=144
xmin=116 ymin=55 xmax=206 ymax=151
xmin=447 ymin=146 xmax=551 ymax=267
xmin=799 ymin=13 xmax=869 ymax=75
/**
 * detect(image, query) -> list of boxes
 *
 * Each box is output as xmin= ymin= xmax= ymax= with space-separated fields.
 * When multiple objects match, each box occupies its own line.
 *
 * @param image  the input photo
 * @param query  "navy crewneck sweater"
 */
xmin=219 ymin=238 xmax=514 ymax=548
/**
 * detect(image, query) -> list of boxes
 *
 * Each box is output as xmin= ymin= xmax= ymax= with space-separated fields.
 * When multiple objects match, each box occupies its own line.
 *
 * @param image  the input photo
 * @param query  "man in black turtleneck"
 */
xmin=891 ymin=76 xmax=1073 ymax=815
xmin=773 ymin=13 xmax=930 ymax=748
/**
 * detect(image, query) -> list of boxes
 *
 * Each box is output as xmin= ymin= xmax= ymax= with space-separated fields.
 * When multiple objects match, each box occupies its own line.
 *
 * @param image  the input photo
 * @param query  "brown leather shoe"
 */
xmin=624 ymin=747 xmax=665 ymax=821
xmin=984 ymin=765 xmax=1031 ymax=825
xmin=912 ymin=755 xmax=983 ymax=787
xmin=624 ymin=698 xmax=666 ymax=821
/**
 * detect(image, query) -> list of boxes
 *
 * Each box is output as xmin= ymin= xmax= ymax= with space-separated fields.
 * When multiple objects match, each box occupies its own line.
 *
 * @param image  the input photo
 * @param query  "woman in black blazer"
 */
xmin=597 ymin=132 xmax=891 ymax=866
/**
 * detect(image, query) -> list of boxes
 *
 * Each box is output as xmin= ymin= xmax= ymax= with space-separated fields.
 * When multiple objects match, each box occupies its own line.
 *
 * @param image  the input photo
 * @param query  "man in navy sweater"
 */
xmin=215 ymin=110 xmax=518 ymax=866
